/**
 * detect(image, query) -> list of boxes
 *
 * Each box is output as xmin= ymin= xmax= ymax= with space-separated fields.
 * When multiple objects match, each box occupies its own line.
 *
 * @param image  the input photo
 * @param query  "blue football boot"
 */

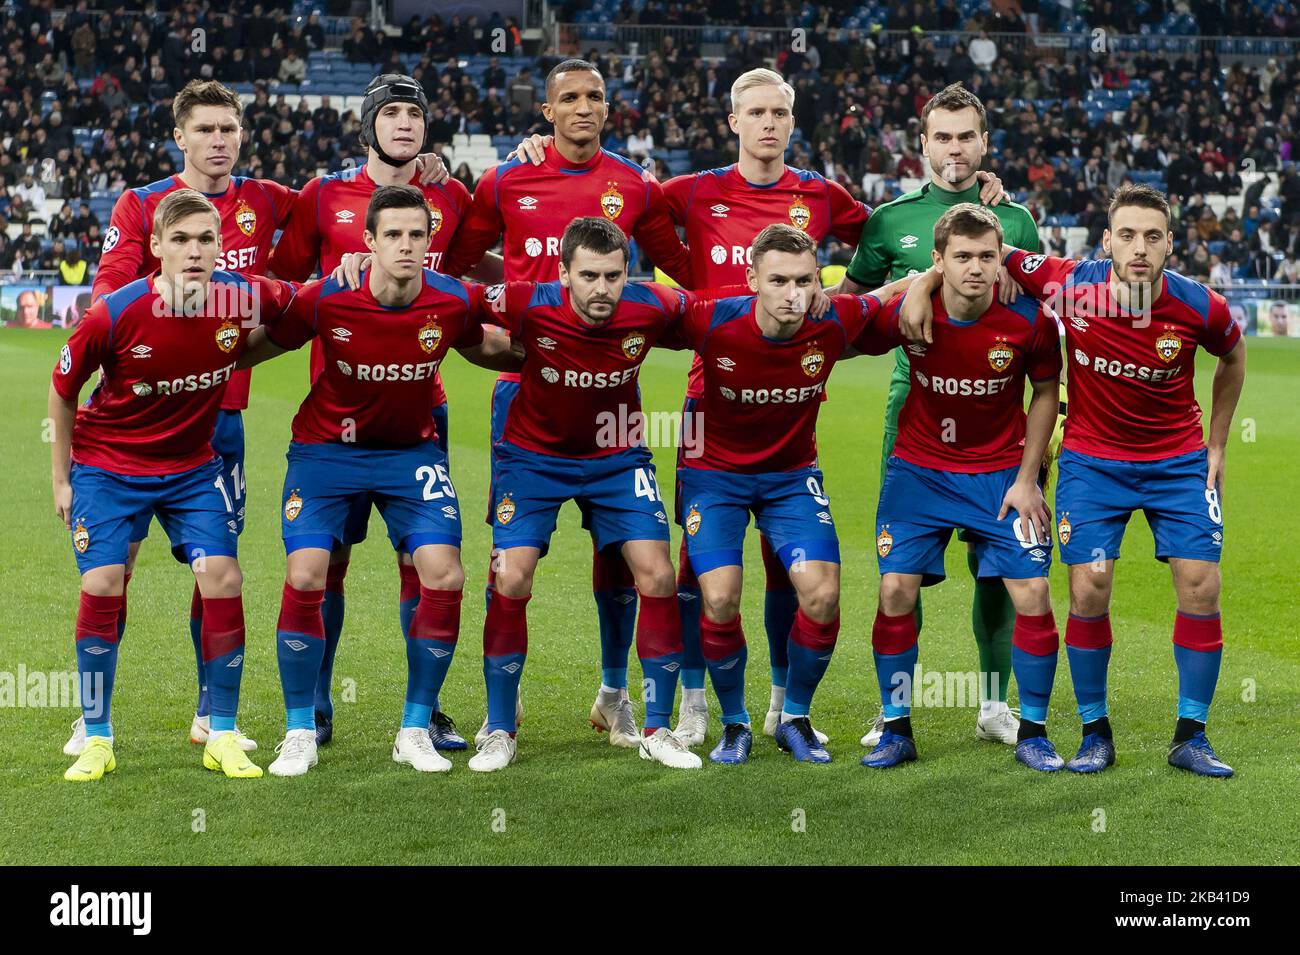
xmin=314 ymin=709 xmax=333 ymax=746
xmin=1014 ymin=735 xmax=1065 ymax=772
xmin=774 ymin=717 xmax=831 ymax=763
xmin=1168 ymin=732 xmax=1234 ymax=778
xmin=1066 ymin=733 xmax=1116 ymax=773
xmin=709 ymin=723 xmax=753 ymax=764
xmin=860 ymin=730 xmax=917 ymax=768
xmin=428 ymin=710 xmax=468 ymax=751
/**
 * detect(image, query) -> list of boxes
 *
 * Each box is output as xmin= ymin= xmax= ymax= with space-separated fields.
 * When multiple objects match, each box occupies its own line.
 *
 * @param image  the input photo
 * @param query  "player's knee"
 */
xmin=879 ymin=575 xmax=917 ymax=615
xmin=80 ymin=569 xmax=125 ymax=597
xmin=1069 ymin=569 xmax=1112 ymax=615
xmin=799 ymin=579 xmax=840 ymax=622
xmin=1175 ymin=565 xmax=1220 ymax=614
xmin=1016 ymin=579 xmax=1053 ymax=616
xmin=701 ymin=590 xmax=740 ymax=623
xmin=197 ymin=558 xmax=242 ymax=596
xmin=421 ymin=562 xmax=466 ymax=593
xmin=634 ymin=562 xmax=676 ymax=598
xmin=286 ymin=563 xmax=328 ymax=592
xmin=494 ymin=563 xmax=534 ymax=599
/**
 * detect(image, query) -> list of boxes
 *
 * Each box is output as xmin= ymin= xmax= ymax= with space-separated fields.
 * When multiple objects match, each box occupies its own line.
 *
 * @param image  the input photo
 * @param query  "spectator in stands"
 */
xmin=12 ymin=223 xmax=42 ymax=267
xmin=58 ymin=242 xmax=88 ymax=285
xmin=626 ymin=126 xmax=654 ymax=160
xmin=14 ymin=169 xmax=47 ymax=209
xmin=1209 ymin=253 xmax=1233 ymax=286
xmin=970 ymin=32 xmax=997 ymax=72
xmin=1197 ymin=206 xmax=1223 ymax=240
xmin=452 ymin=162 xmax=475 ymax=193
xmin=279 ymin=49 xmax=307 ymax=86
xmin=1274 ymin=256 xmax=1300 ymax=284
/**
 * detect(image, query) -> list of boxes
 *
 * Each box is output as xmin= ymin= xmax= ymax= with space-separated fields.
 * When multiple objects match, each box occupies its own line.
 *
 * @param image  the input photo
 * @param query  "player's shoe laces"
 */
xmin=709 ymin=723 xmax=753 ymax=764
xmin=860 ymin=711 xmax=885 ymax=748
xmin=764 ymin=708 xmax=829 ymax=745
xmin=314 ymin=710 xmax=333 ymax=746
xmin=428 ymin=711 xmax=468 ymax=751
xmin=189 ymin=713 xmax=257 ymax=752
xmin=861 ymin=730 xmax=918 ymax=768
xmin=1167 ymin=732 xmax=1234 ymax=778
xmin=1014 ymin=736 xmax=1065 ymax=772
xmin=589 ymin=690 xmax=641 ymax=747
xmin=975 ymin=706 xmax=1021 ymax=745
xmin=393 ymin=727 xmax=453 ymax=773
xmin=203 ymin=732 xmax=264 ymax=778
xmin=268 ymin=729 xmax=318 ymax=778
xmin=673 ymin=702 xmax=710 ymax=748
xmin=63 ymin=716 xmax=93 ymax=756
xmin=475 ymin=692 xmax=523 ymax=747
xmin=1066 ymin=733 xmax=1116 ymax=773
xmin=639 ymin=727 xmax=702 ymax=769
xmin=775 ymin=717 xmax=832 ymax=763
xmin=63 ymin=737 xmax=116 ymax=782
xmin=468 ymin=729 xmax=517 ymax=773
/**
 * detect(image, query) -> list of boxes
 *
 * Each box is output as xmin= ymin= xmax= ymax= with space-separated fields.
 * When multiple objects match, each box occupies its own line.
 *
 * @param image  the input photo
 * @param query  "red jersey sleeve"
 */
xmin=267 ymin=177 xmax=324 ymax=281
xmin=442 ymin=165 xmax=505 ymax=278
xmin=91 ymin=190 xmax=149 ymax=302
xmin=1026 ymin=305 xmax=1064 ymax=381
xmin=265 ymin=280 xmax=321 ymax=350
xmin=451 ymin=287 xmax=487 ymax=348
xmin=851 ymin=292 xmax=901 ymax=355
xmin=661 ymin=174 xmax=694 ymax=226
xmin=467 ymin=279 xmax=531 ymax=335
xmin=1202 ymin=290 xmax=1243 ymax=357
xmin=633 ymin=175 xmax=694 ymax=288
xmin=251 ymin=275 xmax=299 ymax=328
xmin=255 ymin=177 xmax=299 ymax=227
xmin=827 ymin=179 xmax=871 ymax=244
xmin=53 ymin=300 xmax=112 ymax=399
xmin=1003 ymin=248 xmax=1076 ymax=299
xmin=443 ymin=175 xmax=473 ymax=218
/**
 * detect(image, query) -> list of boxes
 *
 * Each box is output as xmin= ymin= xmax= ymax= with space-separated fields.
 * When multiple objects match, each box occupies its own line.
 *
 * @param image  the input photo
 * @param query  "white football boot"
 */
xmin=392 ymin=727 xmax=453 ymax=773
xmin=861 ymin=710 xmax=886 ymax=747
xmin=672 ymin=688 xmax=710 ymax=748
xmin=468 ymin=729 xmax=517 ymax=772
xmin=63 ymin=716 xmax=90 ymax=756
xmin=639 ymin=727 xmax=703 ymax=769
xmin=475 ymin=691 xmax=524 ymax=747
xmin=975 ymin=703 xmax=1021 ymax=745
xmin=190 ymin=713 xmax=258 ymax=751
xmin=268 ymin=729 xmax=318 ymax=777
xmin=589 ymin=689 xmax=641 ymax=747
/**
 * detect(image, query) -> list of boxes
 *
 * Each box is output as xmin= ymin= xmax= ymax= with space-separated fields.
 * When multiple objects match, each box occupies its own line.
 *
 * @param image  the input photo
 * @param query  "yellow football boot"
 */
xmin=203 ymin=731 xmax=264 ymax=778
xmin=64 ymin=736 xmax=116 ymax=782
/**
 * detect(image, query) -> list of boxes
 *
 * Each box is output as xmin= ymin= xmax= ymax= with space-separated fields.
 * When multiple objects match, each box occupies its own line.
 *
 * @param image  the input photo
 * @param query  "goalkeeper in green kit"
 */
xmin=835 ymin=83 xmax=1042 ymax=747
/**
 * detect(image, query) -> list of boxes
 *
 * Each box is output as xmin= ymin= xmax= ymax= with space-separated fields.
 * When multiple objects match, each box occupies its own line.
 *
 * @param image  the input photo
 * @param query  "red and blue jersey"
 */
xmin=266 ymin=270 xmax=484 ymax=447
xmin=663 ymin=164 xmax=871 ymax=398
xmin=92 ymin=174 xmax=297 ymax=410
xmin=1004 ymin=250 xmax=1241 ymax=461
xmin=268 ymin=163 xmax=471 ymax=403
xmin=671 ymin=292 xmax=887 ymax=473
xmin=474 ymin=279 xmax=684 ymax=458
xmin=55 ymin=271 xmax=296 ymax=475
xmin=863 ymin=287 xmax=1063 ymax=473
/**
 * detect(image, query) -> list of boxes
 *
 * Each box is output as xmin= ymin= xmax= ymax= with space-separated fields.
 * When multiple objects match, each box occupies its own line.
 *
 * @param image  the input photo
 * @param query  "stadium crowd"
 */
xmin=2 ymin=0 xmax=1300 ymax=287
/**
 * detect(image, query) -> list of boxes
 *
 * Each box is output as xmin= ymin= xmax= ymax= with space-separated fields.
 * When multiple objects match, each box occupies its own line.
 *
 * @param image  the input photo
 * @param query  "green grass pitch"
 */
xmin=1 ymin=329 xmax=1297 ymax=865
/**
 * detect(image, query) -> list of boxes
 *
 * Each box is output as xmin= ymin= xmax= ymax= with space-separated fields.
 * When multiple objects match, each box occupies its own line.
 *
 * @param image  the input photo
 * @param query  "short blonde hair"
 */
xmin=730 ymin=68 xmax=795 ymax=112
xmin=153 ymin=188 xmax=221 ymax=238
xmin=173 ymin=79 xmax=244 ymax=130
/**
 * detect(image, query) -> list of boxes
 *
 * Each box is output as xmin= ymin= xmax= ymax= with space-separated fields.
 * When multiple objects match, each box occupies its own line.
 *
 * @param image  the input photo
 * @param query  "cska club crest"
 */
xmin=876 ymin=525 xmax=893 ymax=558
xmin=1155 ymin=328 xmax=1182 ymax=363
xmin=72 ymin=519 xmax=90 ymax=553
xmin=621 ymin=331 xmax=646 ymax=359
xmin=284 ymin=490 xmax=303 ymax=522
xmin=788 ymin=196 xmax=811 ymax=231
xmin=1057 ymin=512 xmax=1071 ymax=546
xmin=987 ymin=337 xmax=1014 ymax=372
xmin=801 ymin=345 xmax=825 ymax=378
xmin=601 ymin=182 xmax=624 ymax=221
xmin=418 ymin=319 xmax=443 ymax=354
xmin=427 ymin=201 xmax=444 ymax=236
xmin=215 ymin=321 xmax=239 ymax=353
xmin=685 ymin=505 xmax=702 ymax=537
xmin=234 ymin=199 xmax=257 ymax=237
xmin=496 ymin=493 xmax=516 ymax=525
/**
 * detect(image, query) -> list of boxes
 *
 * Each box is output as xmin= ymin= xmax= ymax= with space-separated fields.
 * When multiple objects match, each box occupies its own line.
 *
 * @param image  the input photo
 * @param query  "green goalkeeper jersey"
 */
xmin=846 ymin=180 xmax=1041 ymax=445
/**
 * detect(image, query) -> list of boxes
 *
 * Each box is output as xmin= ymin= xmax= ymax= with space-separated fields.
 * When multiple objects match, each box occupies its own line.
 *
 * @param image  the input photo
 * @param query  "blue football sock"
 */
xmin=484 ymin=652 xmax=525 ymax=732
xmin=189 ymin=612 xmax=209 ymax=718
xmin=405 ymin=587 xmax=460 ymax=724
xmin=201 ymin=596 xmax=246 ymax=734
xmin=76 ymin=592 xmax=120 ymax=738
xmin=705 ymin=644 xmax=749 ymax=725
xmin=1011 ymin=646 xmax=1058 ymax=724
xmin=594 ymin=586 xmax=637 ymax=691
xmin=764 ymin=589 xmax=798 ymax=688
xmin=1066 ymin=644 xmax=1112 ymax=723
xmin=277 ymin=584 xmax=325 ymax=732
xmin=873 ymin=646 xmax=917 ymax=719
xmin=315 ymin=587 xmax=344 ymax=718
xmin=1174 ymin=643 xmax=1222 ymax=722
xmin=679 ymin=582 xmax=705 ymax=691
xmin=785 ymin=612 xmax=839 ymax=717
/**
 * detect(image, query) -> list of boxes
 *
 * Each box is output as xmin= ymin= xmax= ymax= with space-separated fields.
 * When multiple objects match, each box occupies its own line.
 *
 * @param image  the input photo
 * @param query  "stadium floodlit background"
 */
xmin=1 ymin=0 xmax=1297 ymax=866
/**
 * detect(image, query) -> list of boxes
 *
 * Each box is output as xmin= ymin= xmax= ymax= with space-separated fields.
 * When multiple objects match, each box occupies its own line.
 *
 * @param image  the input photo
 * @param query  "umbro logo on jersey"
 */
xmin=817 ymin=510 xmax=833 ymax=524
xmin=535 ymin=337 xmax=557 ymax=350
xmin=441 ymin=506 xmax=457 ymax=518
xmin=283 ymin=639 xmax=309 ymax=652
xmin=331 ymin=327 xmax=352 ymax=342
xmin=710 ymin=204 xmax=729 ymax=217
xmin=335 ymin=210 xmax=356 ymax=223
xmin=900 ymin=234 xmax=919 ymax=250
xmin=907 ymin=343 xmax=927 ymax=357
xmin=518 ymin=196 xmax=538 ymax=210
xmin=1070 ymin=317 xmax=1090 ymax=331
xmin=716 ymin=356 xmax=735 ymax=371
xmin=131 ymin=345 xmax=153 ymax=359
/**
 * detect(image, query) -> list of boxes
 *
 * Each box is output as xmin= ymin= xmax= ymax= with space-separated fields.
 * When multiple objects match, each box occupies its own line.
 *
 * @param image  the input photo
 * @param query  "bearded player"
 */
xmin=52 ymin=189 xmax=297 ymax=781
xmin=268 ymin=73 xmax=494 ymax=751
xmin=835 ymin=83 xmax=1036 ymax=748
xmin=440 ymin=60 xmax=694 ymax=749
xmin=905 ymin=185 xmax=1247 ymax=776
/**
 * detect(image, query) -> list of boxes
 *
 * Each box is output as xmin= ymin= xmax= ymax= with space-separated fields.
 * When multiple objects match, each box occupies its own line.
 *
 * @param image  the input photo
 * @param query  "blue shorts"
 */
xmin=485 ymin=379 xmax=521 ymax=526
xmin=339 ymin=401 xmax=450 ymax=547
xmin=875 ymin=456 xmax=1052 ymax=584
xmin=130 ymin=408 xmax=246 ymax=543
xmin=677 ymin=466 xmax=840 ymax=575
xmin=282 ymin=439 xmax=462 ymax=555
xmin=1055 ymin=447 xmax=1223 ymax=564
xmin=69 ymin=457 xmax=239 ymax=574
xmin=491 ymin=440 xmax=670 ymax=552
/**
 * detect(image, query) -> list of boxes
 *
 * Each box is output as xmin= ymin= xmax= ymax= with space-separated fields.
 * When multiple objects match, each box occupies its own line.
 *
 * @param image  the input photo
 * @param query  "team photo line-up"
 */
xmin=49 ymin=58 xmax=1245 ymax=783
